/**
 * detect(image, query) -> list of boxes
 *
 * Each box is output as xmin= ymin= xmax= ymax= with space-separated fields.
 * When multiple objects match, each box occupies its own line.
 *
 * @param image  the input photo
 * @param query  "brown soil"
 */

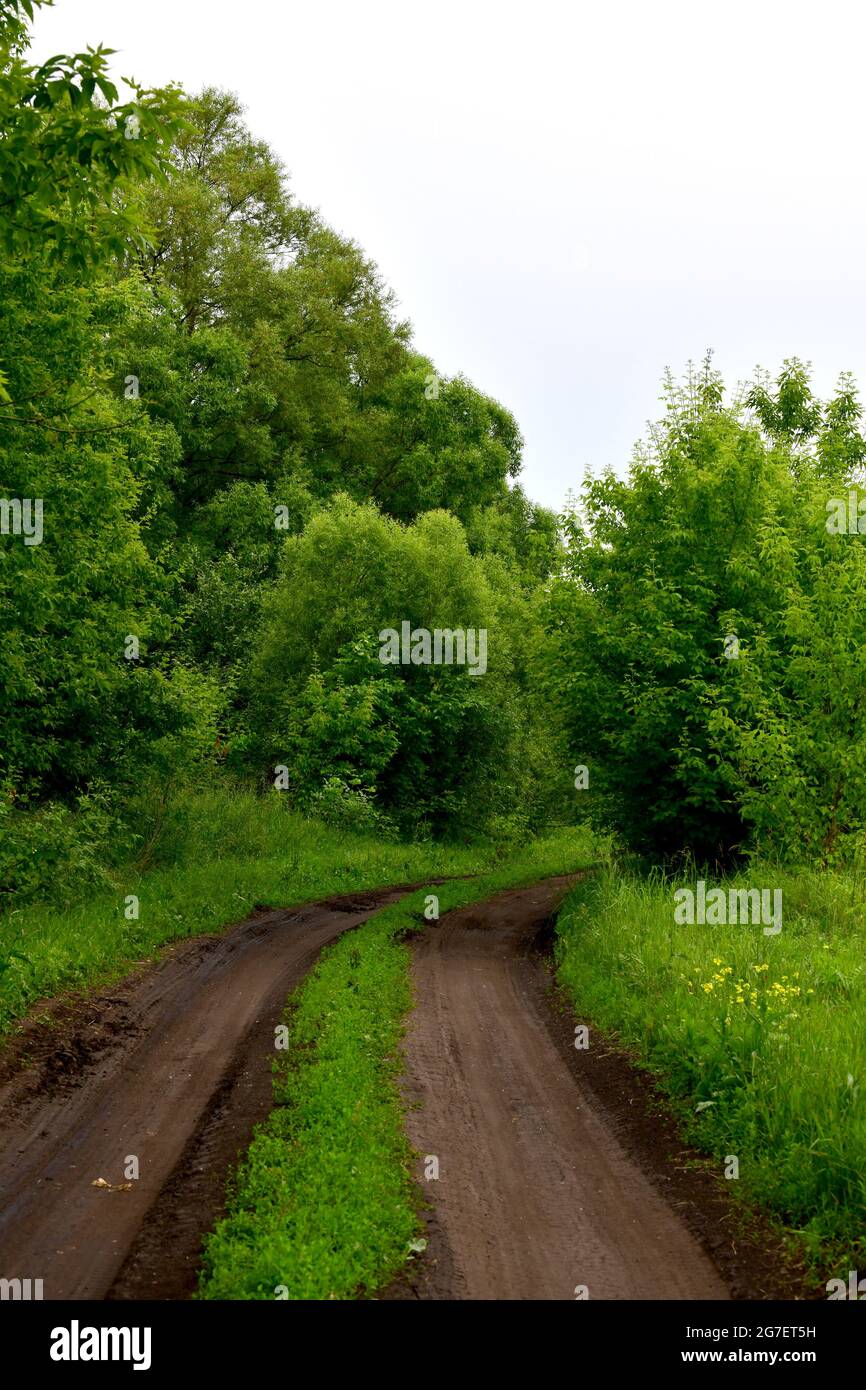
xmin=0 ymin=886 xmax=411 ymax=1301
xmin=389 ymin=876 xmax=811 ymax=1301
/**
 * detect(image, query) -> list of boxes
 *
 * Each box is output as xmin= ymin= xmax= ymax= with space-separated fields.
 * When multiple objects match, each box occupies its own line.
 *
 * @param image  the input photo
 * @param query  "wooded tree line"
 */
xmin=3 ymin=0 xmax=866 ymax=910
xmin=0 ymin=1 xmax=566 ymax=905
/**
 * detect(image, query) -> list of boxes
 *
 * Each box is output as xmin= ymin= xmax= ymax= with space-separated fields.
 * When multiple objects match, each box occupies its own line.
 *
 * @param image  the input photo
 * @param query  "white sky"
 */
xmin=28 ymin=0 xmax=866 ymax=511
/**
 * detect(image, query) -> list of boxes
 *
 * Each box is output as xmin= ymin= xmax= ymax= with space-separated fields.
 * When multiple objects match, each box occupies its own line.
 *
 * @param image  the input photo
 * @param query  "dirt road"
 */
xmin=0 ymin=886 xmax=411 ymax=1301
xmin=1 ymin=873 xmax=786 ymax=1302
xmin=397 ymin=877 xmax=731 ymax=1300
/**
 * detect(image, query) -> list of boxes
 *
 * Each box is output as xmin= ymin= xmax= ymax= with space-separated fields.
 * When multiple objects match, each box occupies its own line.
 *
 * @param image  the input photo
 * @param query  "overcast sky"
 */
xmin=28 ymin=0 xmax=866 ymax=511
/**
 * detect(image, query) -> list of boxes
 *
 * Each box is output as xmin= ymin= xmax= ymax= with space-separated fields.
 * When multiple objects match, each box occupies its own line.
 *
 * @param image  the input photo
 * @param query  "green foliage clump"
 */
xmin=548 ymin=357 xmax=866 ymax=865
xmin=246 ymin=496 xmax=564 ymax=838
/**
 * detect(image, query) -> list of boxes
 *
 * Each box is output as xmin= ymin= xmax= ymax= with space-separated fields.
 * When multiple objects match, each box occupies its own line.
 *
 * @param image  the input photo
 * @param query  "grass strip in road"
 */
xmin=197 ymin=826 xmax=598 ymax=1300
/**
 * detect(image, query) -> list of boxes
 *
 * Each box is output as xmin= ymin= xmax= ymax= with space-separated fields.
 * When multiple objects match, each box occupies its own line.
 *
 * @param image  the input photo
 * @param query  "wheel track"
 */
xmin=0 ymin=886 xmax=412 ymax=1301
xmin=395 ymin=876 xmax=731 ymax=1300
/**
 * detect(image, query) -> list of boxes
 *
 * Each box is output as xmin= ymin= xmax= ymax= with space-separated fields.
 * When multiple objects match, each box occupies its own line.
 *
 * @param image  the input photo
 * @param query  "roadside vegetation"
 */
xmin=555 ymin=864 xmax=866 ymax=1276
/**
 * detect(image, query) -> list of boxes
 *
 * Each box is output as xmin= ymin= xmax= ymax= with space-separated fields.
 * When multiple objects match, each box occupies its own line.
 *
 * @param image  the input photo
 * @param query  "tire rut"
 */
xmin=0 ymin=885 xmax=412 ymax=1301
xmin=395 ymin=875 xmax=731 ymax=1301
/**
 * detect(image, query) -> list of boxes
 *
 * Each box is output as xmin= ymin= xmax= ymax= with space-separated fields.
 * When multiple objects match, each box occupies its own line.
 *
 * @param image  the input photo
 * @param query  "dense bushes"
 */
xmin=246 ymin=497 xmax=564 ymax=839
xmin=548 ymin=359 xmax=866 ymax=865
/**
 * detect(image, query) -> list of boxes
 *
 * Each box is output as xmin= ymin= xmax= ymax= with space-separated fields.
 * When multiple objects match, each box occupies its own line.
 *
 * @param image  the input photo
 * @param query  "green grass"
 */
xmin=0 ymin=784 xmax=497 ymax=1037
xmin=197 ymin=825 xmax=598 ymax=1300
xmin=554 ymin=863 xmax=866 ymax=1276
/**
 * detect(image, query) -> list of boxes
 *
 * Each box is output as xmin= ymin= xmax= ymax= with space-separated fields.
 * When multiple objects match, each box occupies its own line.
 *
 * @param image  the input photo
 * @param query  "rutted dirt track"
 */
xmin=0 ymin=873 xmax=795 ymax=1302
xmin=396 ymin=877 xmax=731 ymax=1301
xmin=0 ymin=886 xmax=412 ymax=1300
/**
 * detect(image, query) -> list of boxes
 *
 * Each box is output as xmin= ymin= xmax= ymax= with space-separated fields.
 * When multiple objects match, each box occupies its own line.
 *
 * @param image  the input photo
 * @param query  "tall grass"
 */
xmin=555 ymin=863 xmax=866 ymax=1273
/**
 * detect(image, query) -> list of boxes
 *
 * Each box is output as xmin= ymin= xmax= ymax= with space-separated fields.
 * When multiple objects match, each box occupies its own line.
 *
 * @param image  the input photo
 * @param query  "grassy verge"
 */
xmin=0 ymin=784 xmax=497 ymax=1037
xmin=554 ymin=864 xmax=866 ymax=1276
xmin=197 ymin=825 xmax=598 ymax=1300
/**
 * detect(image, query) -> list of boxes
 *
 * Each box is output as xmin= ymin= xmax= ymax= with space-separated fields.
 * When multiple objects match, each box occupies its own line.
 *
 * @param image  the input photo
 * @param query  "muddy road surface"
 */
xmin=397 ymin=876 xmax=731 ymax=1301
xmin=0 ymin=886 xmax=412 ymax=1300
